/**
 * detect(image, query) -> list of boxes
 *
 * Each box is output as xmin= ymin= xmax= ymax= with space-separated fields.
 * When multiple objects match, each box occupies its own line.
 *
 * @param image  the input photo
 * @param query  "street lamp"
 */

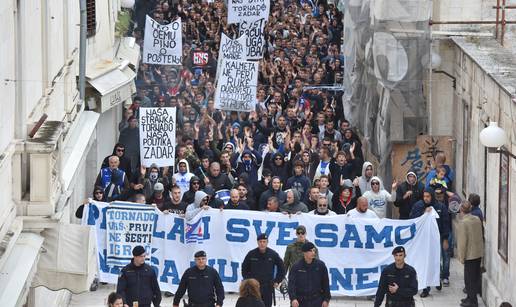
xmin=479 ymin=122 xmax=516 ymax=158
xmin=121 ymin=0 xmax=135 ymax=9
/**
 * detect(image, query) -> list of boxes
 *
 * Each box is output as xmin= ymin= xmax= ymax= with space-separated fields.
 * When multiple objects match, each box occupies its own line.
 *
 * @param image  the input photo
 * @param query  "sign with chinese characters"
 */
xmin=391 ymin=135 xmax=454 ymax=184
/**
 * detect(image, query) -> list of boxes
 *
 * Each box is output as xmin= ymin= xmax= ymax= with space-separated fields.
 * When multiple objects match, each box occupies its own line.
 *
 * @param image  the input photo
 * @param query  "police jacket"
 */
xmin=116 ymin=261 xmax=161 ymax=306
xmin=288 ymin=258 xmax=331 ymax=302
xmin=242 ymin=247 xmax=285 ymax=285
xmin=374 ymin=262 xmax=418 ymax=307
xmin=173 ymin=265 xmax=225 ymax=306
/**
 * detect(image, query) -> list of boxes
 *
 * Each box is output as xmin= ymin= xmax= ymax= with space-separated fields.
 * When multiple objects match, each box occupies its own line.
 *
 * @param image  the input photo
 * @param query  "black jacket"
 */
xmin=288 ymin=258 xmax=331 ymax=303
xmin=374 ymin=262 xmax=418 ymax=307
xmin=174 ymin=265 xmax=225 ymax=306
xmin=116 ymin=261 xmax=161 ymax=306
xmin=395 ymin=178 xmax=424 ymax=219
xmin=332 ymin=185 xmax=361 ymax=215
xmin=242 ymin=247 xmax=286 ymax=285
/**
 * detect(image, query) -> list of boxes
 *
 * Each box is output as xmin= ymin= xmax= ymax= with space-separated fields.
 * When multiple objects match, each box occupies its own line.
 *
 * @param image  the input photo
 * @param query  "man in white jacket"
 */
xmin=362 ymin=176 xmax=397 ymax=218
xmin=173 ymin=159 xmax=194 ymax=198
xmin=185 ymin=191 xmax=211 ymax=220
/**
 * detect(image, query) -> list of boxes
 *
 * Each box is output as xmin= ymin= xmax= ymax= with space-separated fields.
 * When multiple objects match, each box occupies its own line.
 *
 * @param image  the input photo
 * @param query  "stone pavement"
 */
xmin=70 ymin=258 xmax=484 ymax=307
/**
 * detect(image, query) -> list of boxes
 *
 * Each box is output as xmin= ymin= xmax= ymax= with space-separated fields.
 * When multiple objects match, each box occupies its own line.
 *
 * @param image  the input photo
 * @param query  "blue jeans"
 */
xmin=441 ymin=238 xmax=450 ymax=279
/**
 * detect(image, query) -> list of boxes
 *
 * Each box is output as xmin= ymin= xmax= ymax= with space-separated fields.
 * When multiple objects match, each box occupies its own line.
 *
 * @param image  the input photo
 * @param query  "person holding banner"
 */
xmin=288 ymin=242 xmax=331 ymax=307
xmin=173 ymin=250 xmax=225 ymax=307
xmin=374 ymin=246 xmax=418 ymax=307
xmin=242 ymin=234 xmax=286 ymax=307
xmin=116 ymin=246 xmax=161 ymax=307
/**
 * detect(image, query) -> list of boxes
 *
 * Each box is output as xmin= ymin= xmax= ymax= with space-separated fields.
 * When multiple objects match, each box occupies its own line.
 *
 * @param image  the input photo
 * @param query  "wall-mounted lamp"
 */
xmin=121 ymin=0 xmax=135 ymax=9
xmin=479 ymin=122 xmax=516 ymax=158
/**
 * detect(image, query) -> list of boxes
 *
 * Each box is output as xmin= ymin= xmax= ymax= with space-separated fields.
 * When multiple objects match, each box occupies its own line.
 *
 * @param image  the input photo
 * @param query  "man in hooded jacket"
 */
xmin=358 ymin=161 xmax=382 ymax=192
xmin=181 ymin=176 xmax=202 ymax=205
xmin=185 ymin=190 xmax=211 ymax=220
xmin=280 ymin=189 xmax=309 ymax=214
xmin=395 ymin=171 xmax=424 ymax=219
xmin=236 ymin=148 xmax=263 ymax=186
xmin=362 ymin=176 xmax=397 ymax=218
xmin=259 ymin=176 xmax=287 ymax=210
xmin=172 ymin=159 xmax=194 ymax=198
xmin=332 ymin=178 xmax=361 ymax=215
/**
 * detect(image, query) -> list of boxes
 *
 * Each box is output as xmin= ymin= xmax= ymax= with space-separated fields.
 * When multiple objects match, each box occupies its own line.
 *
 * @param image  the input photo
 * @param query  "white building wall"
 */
xmin=430 ymin=38 xmax=516 ymax=306
xmin=0 ymin=0 xmax=126 ymax=305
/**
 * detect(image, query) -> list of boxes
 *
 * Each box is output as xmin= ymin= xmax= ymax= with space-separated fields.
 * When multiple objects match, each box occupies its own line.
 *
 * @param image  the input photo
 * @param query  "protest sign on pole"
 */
xmin=238 ymin=18 xmax=266 ymax=60
xmin=83 ymin=205 xmax=441 ymax=295
xmin=104 ymin=202 xmax=156 ymax=267
xmin=216 ymin=33 xmax=248 ymax=82
xmin=143 ymin=15 xmax=182 ymax=65
xmin=214 ymin=59 xmax=258 ymax=112
xmin=139 ymin=107 xmax=176 ymax=167
xmin=227 ymin=0 xmax=270 ymax=24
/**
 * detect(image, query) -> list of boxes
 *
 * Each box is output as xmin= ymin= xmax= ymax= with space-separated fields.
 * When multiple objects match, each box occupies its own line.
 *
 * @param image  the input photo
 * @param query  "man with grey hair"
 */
xmin=309 ymin=196 xmax=336 ymax=216
xmin=457 ymin=201 xmax=484 ymax=307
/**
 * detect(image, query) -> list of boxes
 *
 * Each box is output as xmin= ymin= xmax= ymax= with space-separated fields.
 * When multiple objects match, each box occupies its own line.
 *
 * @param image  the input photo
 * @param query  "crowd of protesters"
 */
xmin=87 ymin=0 xmax=486 ymax=305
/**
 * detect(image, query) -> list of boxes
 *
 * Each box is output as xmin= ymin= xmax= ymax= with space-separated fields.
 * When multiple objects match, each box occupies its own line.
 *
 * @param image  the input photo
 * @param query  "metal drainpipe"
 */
xmin=79 ymin=0 xmax=87 ymax=102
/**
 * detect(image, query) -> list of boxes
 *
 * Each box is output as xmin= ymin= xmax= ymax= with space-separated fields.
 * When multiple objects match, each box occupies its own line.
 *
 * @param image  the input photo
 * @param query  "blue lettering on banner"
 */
xmin=356 ymin=267 xmax=379 ymax=290
xmin=329 ymin=268 xmax=353 ymax=290
xmin=252 ymin=220 xmax=276 ymax=238
xmin=226 ymin=218 xmax=250 ymax=242
xmin=340 ymin=224 xmax=363 ymax=248
xmin=276 ymin=222 xmax=298 ymax=245
xmin=365 ymin=225 xmax=393 ymax=248
xmin=315 ymin=224 xmax=338 ymax=247
xmin=189 ymin=259 xmax=239 ymax=283
xmin=160 ymin=260 xmax=180 ymax=284
xmin=167 ymin=217 xmax=185 ymax=242
xmin=395 ymin=223 xmax=416 ymax=244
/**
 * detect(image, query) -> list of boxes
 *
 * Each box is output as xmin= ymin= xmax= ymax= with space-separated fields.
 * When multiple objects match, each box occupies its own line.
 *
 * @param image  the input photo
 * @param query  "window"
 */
xmin=498 ymin=152 xmax=509 ymax=262
xmin=87 ymin=0 xmax=96 ymax=37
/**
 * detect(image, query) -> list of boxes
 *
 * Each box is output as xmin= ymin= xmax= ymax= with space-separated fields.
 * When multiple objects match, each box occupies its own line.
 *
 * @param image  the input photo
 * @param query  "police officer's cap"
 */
xmin=257 ymin=233 xmax=268 ymax=241
xmin=194 ymin=250 xmax=207 ymax=258
xmin=132 ymin=245 xmax=146 ymax=257
xmin=392 ymin=246 xmax=406 ymax=255
xmin=301 ymin=242 xmax=315 ymax=252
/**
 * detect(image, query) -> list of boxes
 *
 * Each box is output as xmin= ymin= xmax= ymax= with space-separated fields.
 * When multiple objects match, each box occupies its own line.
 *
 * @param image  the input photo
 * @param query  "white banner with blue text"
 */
xmin=83 ymin=202 xmax=440 ymax=296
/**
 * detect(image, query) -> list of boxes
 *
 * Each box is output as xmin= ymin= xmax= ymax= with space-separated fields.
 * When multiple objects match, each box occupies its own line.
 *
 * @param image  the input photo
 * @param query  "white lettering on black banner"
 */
xmin=139 ymin=107 xmax=176 ymax=167
xmin=143 ymin=16 xmax=182 ymax=65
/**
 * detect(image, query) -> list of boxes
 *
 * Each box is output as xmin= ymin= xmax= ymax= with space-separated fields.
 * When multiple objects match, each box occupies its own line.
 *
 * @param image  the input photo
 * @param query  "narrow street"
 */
xmin=70 ymin=258 xmax=484 ymax=306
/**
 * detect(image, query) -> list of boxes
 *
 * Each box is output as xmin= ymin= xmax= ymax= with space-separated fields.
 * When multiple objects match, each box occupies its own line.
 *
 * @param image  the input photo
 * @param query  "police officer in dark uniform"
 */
xmin=116 ymin=245 xmax=161 ymax=307
xmin=242 ymin=233 xmax=286 ymax=307
xmin=374 ymin=246 xmax=418 ymax=307
xmin=173 ymin=251 xmax=225 ymax=307
xmin=288 ymin=242 xmax=331 ymax=307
